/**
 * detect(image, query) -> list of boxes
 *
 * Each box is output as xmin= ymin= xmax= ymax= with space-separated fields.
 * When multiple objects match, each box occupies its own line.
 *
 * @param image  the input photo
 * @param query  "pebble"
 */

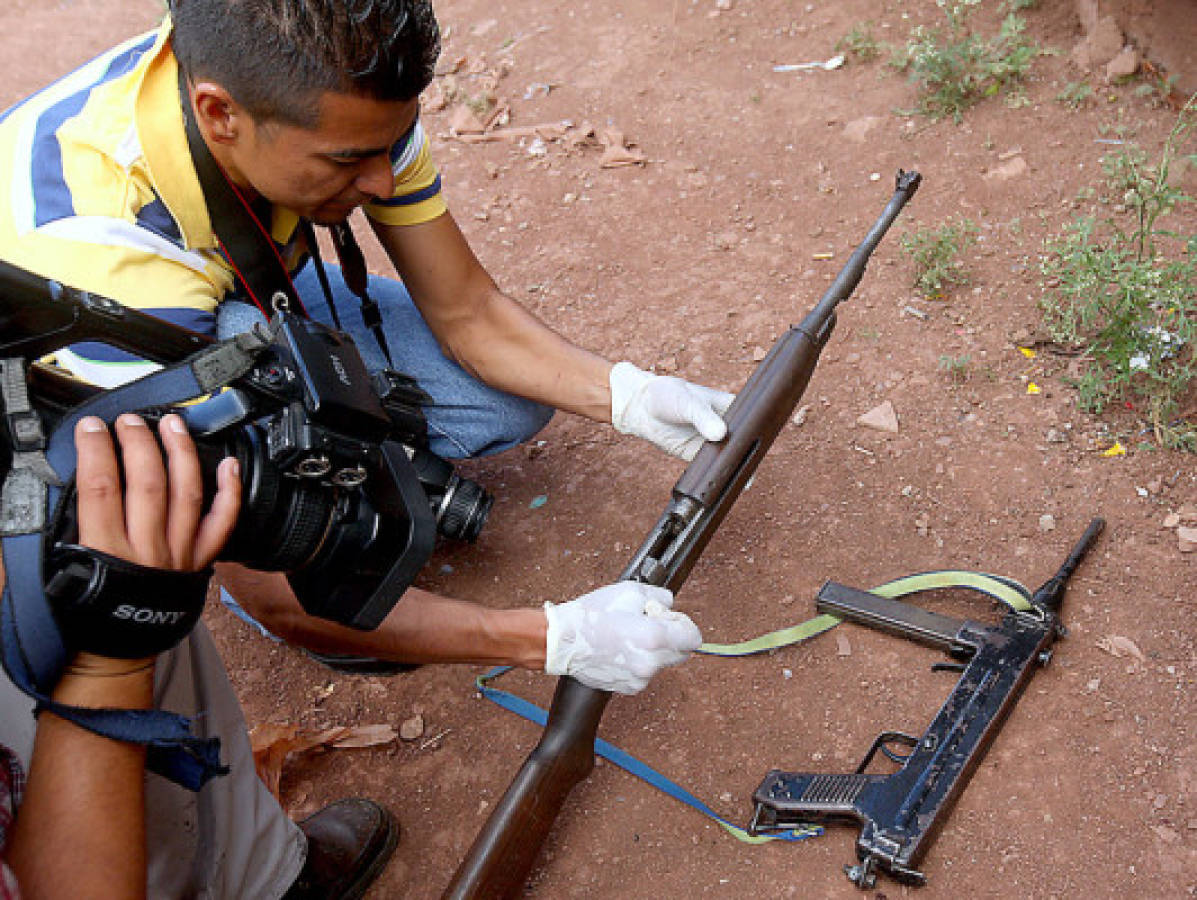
xmin=399 ymin=715 xmax=425 ymax=741
xmin=835 ymin=634 xmax=852 ymax=657
xmin=1038 ymin=514 xmax=1056 ymax=533
xmin=1178 ymin=526 xmax=1197 ymax=553
xmin=857 ymin=400 xmax=899 ymax=434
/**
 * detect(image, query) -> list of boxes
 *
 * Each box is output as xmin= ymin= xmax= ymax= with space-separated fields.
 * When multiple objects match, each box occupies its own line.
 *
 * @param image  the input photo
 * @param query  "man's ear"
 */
xmin=191 ymin=81 xmax=246 ymax=146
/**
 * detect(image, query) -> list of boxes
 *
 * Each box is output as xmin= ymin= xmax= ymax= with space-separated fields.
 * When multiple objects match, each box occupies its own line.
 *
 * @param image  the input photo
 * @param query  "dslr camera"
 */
xmin=0 ymin=260 xmax=491 ymax=630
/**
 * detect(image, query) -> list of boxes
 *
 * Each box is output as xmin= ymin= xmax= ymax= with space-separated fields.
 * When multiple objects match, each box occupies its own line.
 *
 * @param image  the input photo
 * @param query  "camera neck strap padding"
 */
xmin=0 ymin=332 xmax=266 ymax=791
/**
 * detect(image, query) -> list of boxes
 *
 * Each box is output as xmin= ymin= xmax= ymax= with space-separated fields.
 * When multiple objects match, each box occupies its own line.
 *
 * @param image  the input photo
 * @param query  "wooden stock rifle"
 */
xmin=444 ymin=169 xmax=923 ymax=898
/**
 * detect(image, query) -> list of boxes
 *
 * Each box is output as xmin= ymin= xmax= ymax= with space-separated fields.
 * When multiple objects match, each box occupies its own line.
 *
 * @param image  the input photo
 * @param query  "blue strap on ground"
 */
xmin=475 ymin=667 xmax=819 ymax=844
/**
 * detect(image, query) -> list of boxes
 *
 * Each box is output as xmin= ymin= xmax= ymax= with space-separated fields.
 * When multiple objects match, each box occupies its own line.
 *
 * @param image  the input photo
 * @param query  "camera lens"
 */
xmin=197 ymin=425 xmax=335 ymax=571
xmin=436 ymin=474 xmax=493 ymax=542
xmin=407 ymin=448 xmax=492 ymax=542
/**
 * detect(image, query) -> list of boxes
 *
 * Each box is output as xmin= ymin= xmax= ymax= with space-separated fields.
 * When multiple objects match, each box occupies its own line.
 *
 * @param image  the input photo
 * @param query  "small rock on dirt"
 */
xmin=1105 ymin=46 xmax=1139 ymax=81
xmin=1070 ymin=15 xmax=1124 ymax=69
xmin=843 ymin=116 xmax=883 ymax=143
xmin=1038 ymin=514 xmax=1056 ymax=533
xmin=857 ymin=400 xmax=899 ymax=434
xmin=448 ymin=105 xmax=488 ymax=135
xmin=399 ymin=715 xmax=425 ymax=741
xmin=1178 ymin=526 xmax=1197 ymax=553
xmin=983 ymin=156 xmax=1028 ymax=182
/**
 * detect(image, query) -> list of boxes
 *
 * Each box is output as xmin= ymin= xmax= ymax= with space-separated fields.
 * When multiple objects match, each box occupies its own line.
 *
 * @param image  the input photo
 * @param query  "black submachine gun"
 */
xmin=748 ymin=517 xmax=1105 ymax=888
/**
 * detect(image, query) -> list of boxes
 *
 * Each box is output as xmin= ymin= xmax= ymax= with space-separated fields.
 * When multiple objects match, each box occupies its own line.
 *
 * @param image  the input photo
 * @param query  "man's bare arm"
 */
xmin=7 ymin=662 xmax=155 ymax=900
xmin=216 ymin=565 xmax=547 ymax=670
xmin=370 ymin=212 xmax=614 ymax=422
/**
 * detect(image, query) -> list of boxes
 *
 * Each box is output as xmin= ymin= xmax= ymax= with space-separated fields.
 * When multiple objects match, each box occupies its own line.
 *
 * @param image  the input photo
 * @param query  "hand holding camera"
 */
xmin=48 ymin=413 xmax=241 ymax=665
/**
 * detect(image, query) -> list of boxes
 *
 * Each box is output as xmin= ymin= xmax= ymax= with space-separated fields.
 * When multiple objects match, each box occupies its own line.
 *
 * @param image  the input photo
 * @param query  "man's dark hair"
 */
xmin=171 ymin=0 xmax=440 ymax=127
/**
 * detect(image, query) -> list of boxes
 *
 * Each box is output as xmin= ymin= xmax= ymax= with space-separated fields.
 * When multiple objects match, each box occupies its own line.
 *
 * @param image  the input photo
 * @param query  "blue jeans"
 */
xmin=216 ymin=263 xmax=554 ymax=459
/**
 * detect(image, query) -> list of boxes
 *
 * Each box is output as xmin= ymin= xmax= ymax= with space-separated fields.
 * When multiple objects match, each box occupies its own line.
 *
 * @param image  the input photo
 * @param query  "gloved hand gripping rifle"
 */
xmin=443 ymin=170 xmax=922 ymax=898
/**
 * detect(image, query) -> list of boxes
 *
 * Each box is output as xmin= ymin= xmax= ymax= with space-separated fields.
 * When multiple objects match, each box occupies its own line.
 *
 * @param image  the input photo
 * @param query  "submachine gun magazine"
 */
xmin=748 ymin=517 xmax=1105 ymax=889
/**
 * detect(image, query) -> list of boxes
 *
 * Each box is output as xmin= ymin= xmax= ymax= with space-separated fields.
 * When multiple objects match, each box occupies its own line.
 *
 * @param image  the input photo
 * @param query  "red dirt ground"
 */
xmin=2 ymin=1 xmax=1193 ymax=897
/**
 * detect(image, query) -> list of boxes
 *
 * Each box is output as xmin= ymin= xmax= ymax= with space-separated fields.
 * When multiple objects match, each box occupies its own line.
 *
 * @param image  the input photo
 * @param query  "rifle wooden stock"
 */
xmin=443 ymin=170 xmax=922 ymax=899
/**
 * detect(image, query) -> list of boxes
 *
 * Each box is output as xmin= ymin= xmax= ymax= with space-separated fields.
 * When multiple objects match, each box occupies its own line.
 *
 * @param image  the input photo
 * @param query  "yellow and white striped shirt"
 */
xmin=0 ymin=17 xmax=445 ymax=385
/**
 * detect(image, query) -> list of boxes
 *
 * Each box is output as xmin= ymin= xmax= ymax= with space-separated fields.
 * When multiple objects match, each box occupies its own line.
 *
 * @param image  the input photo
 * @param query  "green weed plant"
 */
xmin=1039 ymin=98 xmax=1197 ymax=449
xmin=938 ymin=353 xmax=973 ymax=383
xmin=1056 ymin=80 xmax=1093 ymax=109
xmin=894 ymin=0 xmax=1038 ymax=122
xmin=902 ymin=218 xmax=979 ymax=298
xmin=836 ymin=22 xmax=883 ymax=63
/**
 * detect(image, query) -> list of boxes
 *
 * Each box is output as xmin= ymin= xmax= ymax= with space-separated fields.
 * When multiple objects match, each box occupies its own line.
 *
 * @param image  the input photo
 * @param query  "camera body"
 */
xmin=0 ymin=261 xmax=491 ymax=630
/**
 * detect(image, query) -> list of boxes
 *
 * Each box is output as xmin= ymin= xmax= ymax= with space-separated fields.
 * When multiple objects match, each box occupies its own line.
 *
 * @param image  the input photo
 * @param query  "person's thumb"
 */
xmin=684 ymin=391 xmax=729 ymax=442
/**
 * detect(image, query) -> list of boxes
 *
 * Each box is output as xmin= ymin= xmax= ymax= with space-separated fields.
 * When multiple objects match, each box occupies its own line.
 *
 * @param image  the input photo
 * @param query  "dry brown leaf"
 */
xmin=330 ymin=724 xmax=398 ymax=749
xmin=1096 ymin=634 xmax=1145 ymax=661
xmin=482 ymin=100 xmax=511 ymax=131
xmin=435 ymin=54 xmax=467 ymax=77
xmin=447 ymin=121 xmax=572 ymax=145
xmin=249 ymin=723 xmax=396 ymax=802
xmin=597 ymin=128 xmax=646 ymax=168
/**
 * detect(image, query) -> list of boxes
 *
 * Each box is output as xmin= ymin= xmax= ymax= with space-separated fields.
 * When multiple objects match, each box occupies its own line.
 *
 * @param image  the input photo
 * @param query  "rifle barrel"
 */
xmin=443 ymin=170 xmax=922 ymax=899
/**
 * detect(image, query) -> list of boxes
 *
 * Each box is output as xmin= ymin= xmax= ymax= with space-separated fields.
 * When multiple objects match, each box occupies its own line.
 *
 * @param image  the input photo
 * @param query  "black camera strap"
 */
xmin=0 ymin=334 xmax=267 ymax=791
xmin=179 ymin=70 xmax=394 ymax=365
xmin=327 ymin=222 xmax=395 ymax=367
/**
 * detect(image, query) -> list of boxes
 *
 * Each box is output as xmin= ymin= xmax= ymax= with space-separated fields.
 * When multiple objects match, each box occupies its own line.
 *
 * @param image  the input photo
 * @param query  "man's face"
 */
xmin=230 ymin=91 xmax=419 ymax=225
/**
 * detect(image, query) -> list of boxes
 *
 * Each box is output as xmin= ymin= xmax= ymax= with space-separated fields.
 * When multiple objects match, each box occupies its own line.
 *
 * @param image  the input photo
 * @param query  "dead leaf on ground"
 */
xmin=250 ymin=723 xmax=397 ymax=802
xmin=1095 ymin=634 xmax=1145 ymax=661
xmin=597 ymin=128 xmax=646 ymax=168
xmin=447 ymin=120 xmax=572 ymax=145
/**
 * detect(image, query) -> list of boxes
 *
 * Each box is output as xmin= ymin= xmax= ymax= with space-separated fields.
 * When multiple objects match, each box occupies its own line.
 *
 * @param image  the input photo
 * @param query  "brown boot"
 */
xmin=283 ymin=799 xmax=398 ymax=900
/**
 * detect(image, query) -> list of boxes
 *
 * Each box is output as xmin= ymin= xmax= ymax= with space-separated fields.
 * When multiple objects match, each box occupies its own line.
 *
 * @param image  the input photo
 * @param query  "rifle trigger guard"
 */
xmin=855 ymin=730 xmax=919 ymax=772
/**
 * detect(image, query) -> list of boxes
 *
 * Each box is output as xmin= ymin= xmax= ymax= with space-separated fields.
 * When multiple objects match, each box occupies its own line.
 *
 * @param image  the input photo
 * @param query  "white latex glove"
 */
xmin=543 ymin=582 xmax=703 ymax=694
xmin=609 ymin=361 xmax=735 ymax=461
